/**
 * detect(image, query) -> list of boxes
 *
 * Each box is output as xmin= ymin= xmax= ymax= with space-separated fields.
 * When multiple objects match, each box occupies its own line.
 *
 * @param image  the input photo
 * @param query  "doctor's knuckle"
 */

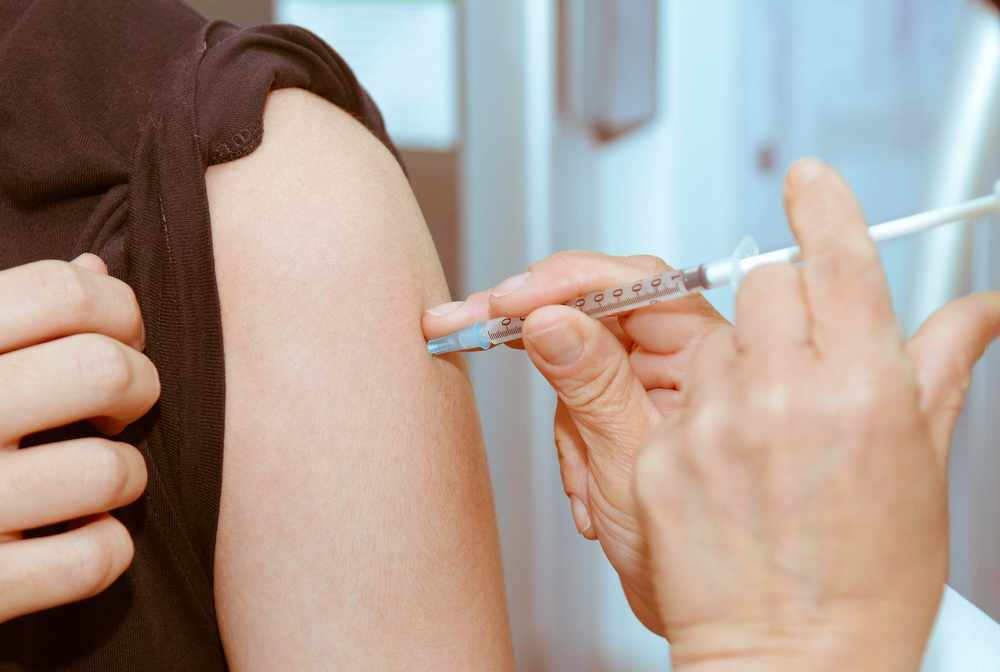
xmin=742 ymin=264 xmax=796 ymax=297
xmin=626 ymin=254 xmax=670 ymax=275
xmin=687 ymin=401 xmax=736 ymax=448
xmin=562 ymin=360 xmax=630 ymax=415
xmin=811 ymin=238 xmax=881 ymax=282
xmin=634 ymin=443 xmax=674 ymax=504
xmin=543 ymin=250 xmax=590 ymax=276
xmin=745 ymin=375 xmax=796 ymax=425
xmin=840 ymin=366 xmax=910 ymax=422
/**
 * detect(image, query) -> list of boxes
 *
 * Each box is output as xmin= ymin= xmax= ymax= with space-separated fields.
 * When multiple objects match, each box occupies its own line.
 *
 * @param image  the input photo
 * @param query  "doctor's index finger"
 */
xmin=421 ymin=289 xmax=496 ymax=342
xmin=495 ymin=251 xmax=676 ymax=315
xmin=422 ymin=250 xmax=719 ymax=340
xmin=783 ymin=159 xmax=898 ymax=350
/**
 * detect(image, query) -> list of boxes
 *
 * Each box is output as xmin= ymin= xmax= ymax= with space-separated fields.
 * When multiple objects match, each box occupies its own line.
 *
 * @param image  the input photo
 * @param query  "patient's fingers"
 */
xmin=0 ymin=514 xmax=134 ymax=624
xmin=0 ymin=439 xmax=147 ymax=534
xmin=0 ymin=334 xmax=160 ymax=445
xmin=0 ymin=259 xmax=145 ymax=355
xmin=71 ymin=253 xmax=109 ymax=275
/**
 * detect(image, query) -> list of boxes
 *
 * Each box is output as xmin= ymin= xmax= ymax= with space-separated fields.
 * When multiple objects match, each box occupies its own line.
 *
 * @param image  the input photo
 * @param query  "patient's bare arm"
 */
xmin=207 ymin=89 xmax=514 ymax=670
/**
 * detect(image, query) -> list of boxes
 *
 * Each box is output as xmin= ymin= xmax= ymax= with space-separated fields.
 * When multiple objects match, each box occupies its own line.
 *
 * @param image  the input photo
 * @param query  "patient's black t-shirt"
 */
xmin=0 ymin=1 xmax=398 ymax=669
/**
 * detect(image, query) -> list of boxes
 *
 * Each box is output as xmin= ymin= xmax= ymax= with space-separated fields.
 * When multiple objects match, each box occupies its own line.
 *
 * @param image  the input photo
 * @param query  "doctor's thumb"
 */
xmin=522 ymin=307 xmax=660 ymax=465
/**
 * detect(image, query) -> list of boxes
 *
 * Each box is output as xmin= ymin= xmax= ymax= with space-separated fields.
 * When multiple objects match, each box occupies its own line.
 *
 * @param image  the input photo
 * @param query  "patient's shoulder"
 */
xmin=207 ymin=86 xmax=408 ymax=225
xmin=206 ymin=87 xmax=446 ymax=317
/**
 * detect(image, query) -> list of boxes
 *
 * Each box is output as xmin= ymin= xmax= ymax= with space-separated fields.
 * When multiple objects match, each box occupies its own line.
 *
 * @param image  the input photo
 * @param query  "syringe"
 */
xmin=428 ymin=182 xmax=1000 ymax=356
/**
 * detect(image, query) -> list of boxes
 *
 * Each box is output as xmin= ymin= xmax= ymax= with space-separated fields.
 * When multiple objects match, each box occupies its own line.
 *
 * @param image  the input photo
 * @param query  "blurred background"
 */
xmin=188 ymin=1 xmax=1000 ymax=670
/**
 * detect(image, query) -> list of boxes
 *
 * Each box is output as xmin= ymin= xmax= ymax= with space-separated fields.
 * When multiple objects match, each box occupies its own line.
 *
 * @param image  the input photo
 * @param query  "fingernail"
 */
xmin=786 ymin=158 xmax=827 ymax=188
xmin=71 ymin=253 xmax=87 ymax=264
xmin=491 ymin=272 xmax=531 ymax=299
xmin=527 ymin=321 xmax=584 ymax=367
xmin=425 ymin=301 xmax=465 ymax=317
xmin=570 ymin=495 xmax=592 ymax=535
xmin=139 ymin=322 xmax=146 ymax=351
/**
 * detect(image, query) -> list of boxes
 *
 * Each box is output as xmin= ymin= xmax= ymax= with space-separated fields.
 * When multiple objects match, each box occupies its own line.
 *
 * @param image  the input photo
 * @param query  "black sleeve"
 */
xmin=0 ymin=2 xmax=399 ymax=669
xmin=194 ymin=21 xmax=401 ymax=168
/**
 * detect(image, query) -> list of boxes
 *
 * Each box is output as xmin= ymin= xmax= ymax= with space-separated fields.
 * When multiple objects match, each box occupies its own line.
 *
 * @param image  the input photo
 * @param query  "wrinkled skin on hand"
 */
xmin=424 ymin=240 xmax=732 ymax=633
xmin=634 ymin=159 xmax=1000 ymax=671
xmin=424 ymin=159 xmax=1000 ymax=654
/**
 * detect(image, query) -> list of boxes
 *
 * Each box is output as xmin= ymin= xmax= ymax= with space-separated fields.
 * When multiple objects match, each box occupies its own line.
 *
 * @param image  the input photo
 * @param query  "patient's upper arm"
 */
xmin=207 ymin=88 xmax=514 ymax=671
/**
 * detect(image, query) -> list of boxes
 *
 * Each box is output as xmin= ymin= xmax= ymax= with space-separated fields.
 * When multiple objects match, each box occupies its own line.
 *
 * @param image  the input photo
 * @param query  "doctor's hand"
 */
xmin=633 ymin=159 xmax=1000 ymax=671
xmin=424 ymin=250 xmax=731 ymax=634
xmin=0 ymin=255 xmax=157 ymax=624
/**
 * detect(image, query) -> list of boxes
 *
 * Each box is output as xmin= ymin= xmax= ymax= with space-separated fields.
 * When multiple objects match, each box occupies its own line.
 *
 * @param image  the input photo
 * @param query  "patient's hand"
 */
xmin=633 ymin=159 xmax=1000 ymax=671
xmin=0 ymin=255 xmax=155 ymax=623
xmin=423 ymin=253 xmax=730 ymax=634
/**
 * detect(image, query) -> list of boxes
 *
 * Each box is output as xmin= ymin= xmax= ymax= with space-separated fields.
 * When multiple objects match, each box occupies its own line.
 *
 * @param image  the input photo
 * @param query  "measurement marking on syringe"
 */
xmin=579 ymin=284 xmax=683 ymax=317
xmin=488 ymin=328 xmax=524 ymax=339
xmin=487 ymin=283 xmax=685 ymax=340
